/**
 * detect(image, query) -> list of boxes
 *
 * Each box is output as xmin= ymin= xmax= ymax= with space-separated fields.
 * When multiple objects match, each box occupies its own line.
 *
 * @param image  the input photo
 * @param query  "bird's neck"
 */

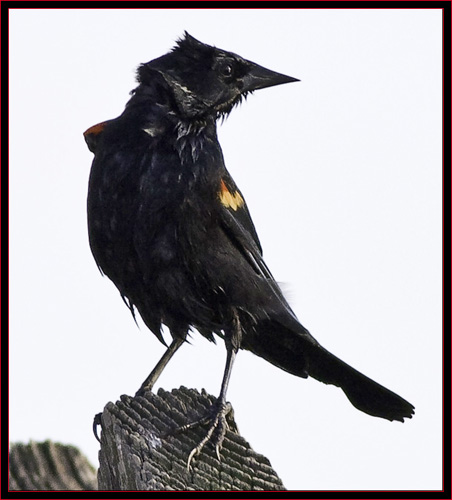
xmin=173 ymin=116 xmax=216 ymax=162
xmin=126 ymin=86 xmax=220 ymax=164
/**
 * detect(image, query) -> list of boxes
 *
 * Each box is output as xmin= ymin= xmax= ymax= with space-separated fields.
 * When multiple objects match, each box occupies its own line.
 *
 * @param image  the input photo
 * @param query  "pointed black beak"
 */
xmin=241 ymin=60 xmax=299 ymax=93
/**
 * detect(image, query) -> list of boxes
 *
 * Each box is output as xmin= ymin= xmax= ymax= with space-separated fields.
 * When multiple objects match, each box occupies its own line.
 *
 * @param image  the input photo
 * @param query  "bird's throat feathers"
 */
xmin=174 ymin=116 xmax=217 ymax=165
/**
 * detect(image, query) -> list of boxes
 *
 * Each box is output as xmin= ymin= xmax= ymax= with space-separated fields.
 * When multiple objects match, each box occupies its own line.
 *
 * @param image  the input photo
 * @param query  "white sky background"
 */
xmin=9 ymin=8 xmax=442 ymax=491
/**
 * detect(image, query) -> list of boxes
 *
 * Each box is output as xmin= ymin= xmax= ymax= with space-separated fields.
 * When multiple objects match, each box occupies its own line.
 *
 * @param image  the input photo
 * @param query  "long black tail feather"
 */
xmin=304 ymin=342 xmax=415 ymax=421
xmin=243 ymin=319 xmax=414 ymax=422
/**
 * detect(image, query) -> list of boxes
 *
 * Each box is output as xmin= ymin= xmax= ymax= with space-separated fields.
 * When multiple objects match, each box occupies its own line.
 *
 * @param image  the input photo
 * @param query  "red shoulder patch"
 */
xmin=83 ymin=120 xmax=111 ymax=153
xmin=83 ymin=120 xmax=110 ymax=138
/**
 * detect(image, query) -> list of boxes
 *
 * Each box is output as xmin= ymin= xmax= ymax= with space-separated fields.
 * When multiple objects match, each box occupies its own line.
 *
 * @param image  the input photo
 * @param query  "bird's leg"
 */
xmin=93 ymin=337 xmax=184 ymax=442
xmin=136 ymin=337 xmax=185 ymax=396
xmin=181 ymin=309 xmax=242 ymax=469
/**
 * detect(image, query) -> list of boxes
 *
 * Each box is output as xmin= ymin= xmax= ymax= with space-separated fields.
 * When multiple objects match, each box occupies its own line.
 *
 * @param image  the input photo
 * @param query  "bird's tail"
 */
xmin=243 ymin=319 xmax=415 ymax=422
xmin=303 ymin=341 xmax=415 ymax=422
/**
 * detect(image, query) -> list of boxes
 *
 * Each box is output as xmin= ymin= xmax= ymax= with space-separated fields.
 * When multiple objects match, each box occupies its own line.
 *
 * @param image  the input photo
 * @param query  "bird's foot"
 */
xmin=170 ymin=401 xmax=233 ymax=470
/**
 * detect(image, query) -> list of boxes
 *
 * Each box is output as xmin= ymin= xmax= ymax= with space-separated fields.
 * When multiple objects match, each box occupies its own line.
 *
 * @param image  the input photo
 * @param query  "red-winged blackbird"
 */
xmin=85 ymin=32 xmax=414 ymax=463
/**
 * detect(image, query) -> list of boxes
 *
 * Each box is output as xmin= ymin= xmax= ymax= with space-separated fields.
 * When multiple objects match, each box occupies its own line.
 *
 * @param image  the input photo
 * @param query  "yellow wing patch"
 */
xmin=218 ymin=180 xmax=244 ymax=211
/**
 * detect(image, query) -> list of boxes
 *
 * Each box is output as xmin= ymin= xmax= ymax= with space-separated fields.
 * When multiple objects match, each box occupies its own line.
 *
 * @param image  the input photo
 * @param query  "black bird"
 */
xmin=85 ymin=32 xmax=414 ymax=463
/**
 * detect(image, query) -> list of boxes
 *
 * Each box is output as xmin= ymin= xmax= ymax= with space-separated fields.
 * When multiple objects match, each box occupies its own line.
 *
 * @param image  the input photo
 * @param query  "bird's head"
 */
xmin=136 ymin=32 xmax=299 ymax=120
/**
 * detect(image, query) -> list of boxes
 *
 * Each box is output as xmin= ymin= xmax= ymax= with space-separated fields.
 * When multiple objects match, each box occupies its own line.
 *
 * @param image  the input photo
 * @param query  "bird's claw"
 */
xmin=186 ymin=447 xmax=199 ymax=471
xmin=179 ymin=401 xmax=232 ymax=471
xmin=93 ymin=412 xmax=102 ymax=443
xmin=215 ymin=444 xmax=222 ymax=462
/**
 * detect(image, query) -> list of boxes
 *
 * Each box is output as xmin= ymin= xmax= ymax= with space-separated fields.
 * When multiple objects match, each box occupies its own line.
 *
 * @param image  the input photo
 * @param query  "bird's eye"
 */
xmin=220 ymin=64 xmax=234 ymax=78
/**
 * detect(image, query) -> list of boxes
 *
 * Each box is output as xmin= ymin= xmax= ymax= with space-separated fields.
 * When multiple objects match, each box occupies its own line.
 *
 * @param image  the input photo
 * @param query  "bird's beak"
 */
xmin=241 ymin=61 xmax=299 ymax=93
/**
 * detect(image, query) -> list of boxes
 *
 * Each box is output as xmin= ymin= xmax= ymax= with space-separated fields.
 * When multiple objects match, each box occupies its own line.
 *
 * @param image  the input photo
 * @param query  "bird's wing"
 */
xmin=216 ymin=171 xmax=299 ymax=320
